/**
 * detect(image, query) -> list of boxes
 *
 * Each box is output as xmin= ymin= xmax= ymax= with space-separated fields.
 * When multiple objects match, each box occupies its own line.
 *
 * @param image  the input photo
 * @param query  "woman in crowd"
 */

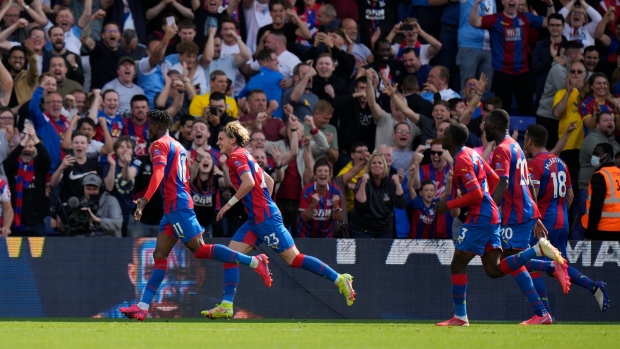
xmin=348 ymin=152 xmax=406 ymax=238
xmin=579 ymin=73 xmax=618 ymax=130
xmin=559 ymin=0 xmax=602 ymax=48
xmin=190 ymin=151 xmax=221 ymax=238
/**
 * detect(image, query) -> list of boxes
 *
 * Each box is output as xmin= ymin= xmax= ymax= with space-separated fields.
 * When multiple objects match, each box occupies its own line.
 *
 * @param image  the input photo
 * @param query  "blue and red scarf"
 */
xmin=14 ymin=158 xmax=35 ymax=229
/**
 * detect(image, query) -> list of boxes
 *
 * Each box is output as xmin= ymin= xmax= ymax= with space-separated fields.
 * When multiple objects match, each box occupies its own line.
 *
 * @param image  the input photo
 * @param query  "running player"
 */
xmin=119 ymin=110 xmax=272 ymax=321
xmin=434 ymin=123 xmax=567 ymax=326
xmin=524 ymin=124 xmax=609 ymax=312
xmin=202 ymin=121 xmax=355 ymax=319
xmin=484 ymin=109 xmax=570 ymax=324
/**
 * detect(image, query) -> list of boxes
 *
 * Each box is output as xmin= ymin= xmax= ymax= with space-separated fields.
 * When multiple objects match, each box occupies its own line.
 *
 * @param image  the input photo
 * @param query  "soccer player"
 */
xmin=202 ymin=121 xmax=355 ymax=319
xmin=119 ymin=110 xmax=272 ymax=322
xmin=484 ymin=109 xmax=569 ymax=324
xmin=434 ymin=123 xmax=567 ymax=326
xmin=524 ymin=124 xmax=609 ymax=312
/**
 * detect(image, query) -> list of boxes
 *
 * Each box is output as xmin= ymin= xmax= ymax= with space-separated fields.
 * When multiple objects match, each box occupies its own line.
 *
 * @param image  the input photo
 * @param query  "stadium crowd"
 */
xmin=0 ymin=0 xmax=619 ymax=240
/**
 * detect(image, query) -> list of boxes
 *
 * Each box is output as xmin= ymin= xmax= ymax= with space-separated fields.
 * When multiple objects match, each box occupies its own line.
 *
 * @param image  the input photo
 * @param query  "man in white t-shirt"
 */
xmin=251 ymin=31 xmax=300 ymax=81
xmin=242 ymin=0 xmax=272 ymax=54
xmin=200 ymin=26 xmax=251 ymax=93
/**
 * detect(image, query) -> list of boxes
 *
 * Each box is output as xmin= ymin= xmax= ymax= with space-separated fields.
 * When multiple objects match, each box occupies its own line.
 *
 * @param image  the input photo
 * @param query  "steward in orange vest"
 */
xmin=582 ymin=154 xmax=620 ymax=240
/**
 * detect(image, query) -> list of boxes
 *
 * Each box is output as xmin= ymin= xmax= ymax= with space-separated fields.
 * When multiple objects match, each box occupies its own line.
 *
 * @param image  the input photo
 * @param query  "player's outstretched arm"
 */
xmin=216 ymin=171 xmax=255 ymax=221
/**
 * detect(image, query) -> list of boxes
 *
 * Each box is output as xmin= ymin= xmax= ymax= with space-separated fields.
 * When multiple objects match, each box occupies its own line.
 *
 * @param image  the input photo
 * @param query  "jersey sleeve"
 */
xmin=228 ymin=151 xmax=251 ymax=177
xmin=525 ymin=12 xmax=544 ymax=28
xmin=528 ymin=159 xmax=543 ymax=189
xmin=454 ymin=156 xmax=480 ymax=193
xmin=479 ymin=14 xmax=498 ymax=30
xmin=150 ymin=140 xmax=169 ymax=167
xmin=490 ymin=146 xmax=510 ymax=178
xmin=552 ymin=89 xmax=567 ymax=108
xmin=298 ymin=188 xmax=312 ymax=212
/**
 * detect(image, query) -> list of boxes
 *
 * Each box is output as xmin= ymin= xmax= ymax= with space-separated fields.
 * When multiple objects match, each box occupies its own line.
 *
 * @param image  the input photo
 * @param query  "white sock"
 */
xmin=334 ymin=274 xmax=341 ymax=285
xmin=137 ymin=302 xmax=149 ymax=311
xmin=250 ymin=257 xmax=258 ymax=268
xmin=455 ymin=314 xmax=468 ymax=322
xmin=534 ymin=244 xmax=543 ymax=257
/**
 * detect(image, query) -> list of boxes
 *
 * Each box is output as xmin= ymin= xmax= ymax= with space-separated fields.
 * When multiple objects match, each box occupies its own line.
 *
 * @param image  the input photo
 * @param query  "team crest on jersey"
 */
xmin=383 ymin=193 xmax=390 ymax=202
xmin=326 ymin=199 xmax=332 ymax=206
xmin=465 ymin=173 xmax=473 ymax=180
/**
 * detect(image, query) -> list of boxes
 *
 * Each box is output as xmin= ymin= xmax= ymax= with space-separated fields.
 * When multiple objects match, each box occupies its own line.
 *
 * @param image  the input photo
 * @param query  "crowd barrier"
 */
xmin=0 ymin=238 xmax=618 ymax=321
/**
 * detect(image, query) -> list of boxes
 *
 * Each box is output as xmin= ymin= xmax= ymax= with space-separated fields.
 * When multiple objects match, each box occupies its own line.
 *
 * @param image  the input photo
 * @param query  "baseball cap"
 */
xmin=117 ymin=56 xmax=135 ymax=67
xmin=82 ymin=173 xmax=103 ymax=187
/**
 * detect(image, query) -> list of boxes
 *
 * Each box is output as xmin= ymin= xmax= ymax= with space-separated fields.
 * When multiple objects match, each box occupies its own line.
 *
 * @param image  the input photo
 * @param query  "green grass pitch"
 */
xmin=1 ymin=319 xmax=617 ymax=349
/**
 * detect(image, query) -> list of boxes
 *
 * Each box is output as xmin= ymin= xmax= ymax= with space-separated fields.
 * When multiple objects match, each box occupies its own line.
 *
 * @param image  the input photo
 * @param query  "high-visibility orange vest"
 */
xmin=582 ymin=166 xmax=620 ymax=232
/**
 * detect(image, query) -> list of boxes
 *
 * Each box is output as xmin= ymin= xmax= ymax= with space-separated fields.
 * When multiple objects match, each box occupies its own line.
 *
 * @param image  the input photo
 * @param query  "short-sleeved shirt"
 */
xmin=451 ymin=146 xmax=500 ymax=225
xmin=296 ymin=182 xmax=341 ymax=238
xmin=226 ymin=147 xmax=280 ymax=224
xmin=282 ymin=87 xmax=318 ymax=119
xmin=490 ymin=136 xmax=541 ymax=226
xmin=479 ymin=12 xmax=543 ymax=73
xmin=409 ymin=196 xmax=450 ymax=239
xmin=151 ymin=135 xmax=193 ymax=214
xmin=553 ymin=88 xmax=584 ymax=151
xmin=528 ymin=152 xmax=572 ymax=230
xmin=88 ymin=41 xmax=128 ymax=90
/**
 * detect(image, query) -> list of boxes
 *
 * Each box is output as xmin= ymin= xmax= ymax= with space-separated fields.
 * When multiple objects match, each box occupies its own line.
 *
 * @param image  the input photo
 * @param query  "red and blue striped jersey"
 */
xmin=491 ymin=137 xmax=541 ymax=226
xmin=227 ymin=147 xmax=280 ymax=224
xmin=480 ymin=12 xmax=543 ymax=74
xmin=408 ymin=197 xmax=450 ymax=239
xmin=95 ymin=111 xmax=124 ymax=142
xmin=296 ymin=182 xmax=341 ymax=238
xmin=419 ymin=164 xmax=450 ymax=199
xmin=452 ymin=147 xmax=500 ymax=225
xmin=151 ymin=135 xmax=193 ymax=214
xmin=528 ymin=152 xmax=572 ymax=230
xmin=123 ymin=118 xmax=149 ymax=157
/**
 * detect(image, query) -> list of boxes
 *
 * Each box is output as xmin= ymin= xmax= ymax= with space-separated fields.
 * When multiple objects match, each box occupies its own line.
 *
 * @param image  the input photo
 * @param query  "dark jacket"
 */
xmin=350 ymin=176 xmax=406 ymax=235
xmin=3 ymin=143 xmax=52 ymax=225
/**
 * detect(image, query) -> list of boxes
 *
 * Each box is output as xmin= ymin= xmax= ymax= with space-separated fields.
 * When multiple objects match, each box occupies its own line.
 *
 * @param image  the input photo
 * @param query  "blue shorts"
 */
xmin=455 ymin=223 xmax=502 ymax=256
xmin=542 ymin=228 xmax=569 ymax=259
xmin=232 ymin=214 xmax=295 ymax=254
xmin=501 ymin=220 xmax=536 ymax=250
xmin=160 ymin=208 xmax=204 ymax=244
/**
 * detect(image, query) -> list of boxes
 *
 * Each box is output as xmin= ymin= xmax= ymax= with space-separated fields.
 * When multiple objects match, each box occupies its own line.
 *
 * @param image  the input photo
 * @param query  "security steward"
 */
xmin=582 ymin=143 xmax=620 ymax=240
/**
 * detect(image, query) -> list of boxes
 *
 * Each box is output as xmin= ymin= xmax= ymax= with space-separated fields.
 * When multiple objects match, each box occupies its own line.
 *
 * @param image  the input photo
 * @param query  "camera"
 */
xmin=209 ymin=105 xmax=219 ymax=116
xmin=56 ymin=196 xmax=99 ymax=235
xmin=401 ymin=24 xmax=414 ymax=31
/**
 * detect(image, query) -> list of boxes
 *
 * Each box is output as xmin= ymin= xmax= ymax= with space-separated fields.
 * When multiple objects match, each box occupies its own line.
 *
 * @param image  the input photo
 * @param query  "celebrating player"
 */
xmin=524 ymin=124 xmax=609 ymax=312
xmin=434 ymin=123 xmax=567 ymax=326
xmin=202 ymin=121 xmax=355 ymax=319
xmin=484 ymin=109 xmax=570 ymax=324
xmin=119 ymin=110 xmax=272 ymax=322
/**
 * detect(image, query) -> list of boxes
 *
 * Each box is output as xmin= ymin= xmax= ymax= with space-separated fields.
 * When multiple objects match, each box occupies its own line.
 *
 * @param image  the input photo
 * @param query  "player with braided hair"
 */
xmin=119 ymin=110 xmax=272 ymax=321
